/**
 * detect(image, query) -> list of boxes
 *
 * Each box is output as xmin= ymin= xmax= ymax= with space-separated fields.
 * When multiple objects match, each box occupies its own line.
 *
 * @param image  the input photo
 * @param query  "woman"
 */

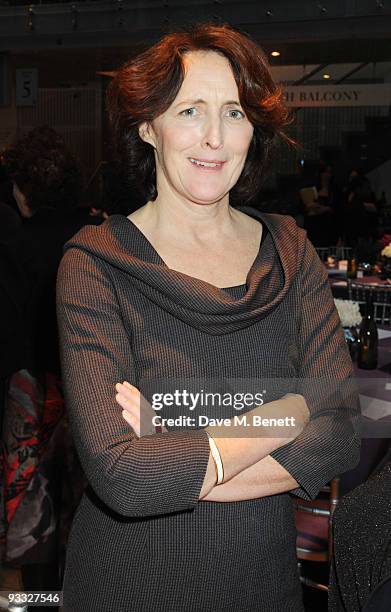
xmin=57 ymin=24 xmax=360 ymax=611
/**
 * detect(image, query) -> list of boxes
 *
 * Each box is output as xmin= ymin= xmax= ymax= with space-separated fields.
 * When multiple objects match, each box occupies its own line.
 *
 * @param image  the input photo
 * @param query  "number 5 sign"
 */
xmin=16 ymin=68 xmax=38 ymax=106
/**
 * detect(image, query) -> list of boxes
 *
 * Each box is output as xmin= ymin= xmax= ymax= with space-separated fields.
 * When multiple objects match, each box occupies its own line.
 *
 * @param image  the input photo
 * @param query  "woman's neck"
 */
xmin=128 ymin=197 xmax=241 ymax=244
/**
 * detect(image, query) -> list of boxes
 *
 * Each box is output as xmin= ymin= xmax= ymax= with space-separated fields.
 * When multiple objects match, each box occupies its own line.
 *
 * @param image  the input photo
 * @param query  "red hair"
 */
xmin=107 ymin=23 xmax=292 ymax=205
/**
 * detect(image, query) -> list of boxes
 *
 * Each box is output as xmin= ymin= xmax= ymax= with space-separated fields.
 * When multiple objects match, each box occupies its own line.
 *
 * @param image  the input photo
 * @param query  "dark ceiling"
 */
xmin=2 ymin=0 xmax=391 ymax=60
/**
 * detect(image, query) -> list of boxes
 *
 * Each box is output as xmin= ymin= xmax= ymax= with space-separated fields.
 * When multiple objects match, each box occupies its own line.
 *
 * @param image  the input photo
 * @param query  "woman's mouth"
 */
xmin=188 ymin=157 xmax=225 ymax=171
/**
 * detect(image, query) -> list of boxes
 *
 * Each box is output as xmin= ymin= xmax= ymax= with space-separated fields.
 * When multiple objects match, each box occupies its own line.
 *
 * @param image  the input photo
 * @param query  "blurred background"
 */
xmin=0 ymin=0 xmax=390 ymax=225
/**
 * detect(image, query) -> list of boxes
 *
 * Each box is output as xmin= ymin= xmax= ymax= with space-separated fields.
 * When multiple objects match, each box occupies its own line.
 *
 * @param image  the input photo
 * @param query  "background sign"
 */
xmin=16 ymin=68 xmax=38 ymax=106
xmin=283 ymin=83 xmax=391 ymax=107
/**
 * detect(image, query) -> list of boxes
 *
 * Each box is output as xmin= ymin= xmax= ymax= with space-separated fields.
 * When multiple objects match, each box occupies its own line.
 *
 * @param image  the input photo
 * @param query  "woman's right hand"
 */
xmin=115 ymin=381 xmax=168 ymax=437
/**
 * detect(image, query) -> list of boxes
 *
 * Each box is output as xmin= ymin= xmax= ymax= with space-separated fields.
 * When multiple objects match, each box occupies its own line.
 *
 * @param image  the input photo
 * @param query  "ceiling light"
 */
xmin=271 ymin=51 xmax=280 ymax=57
xmin=323 ymin=73 xmax=331 ymax=79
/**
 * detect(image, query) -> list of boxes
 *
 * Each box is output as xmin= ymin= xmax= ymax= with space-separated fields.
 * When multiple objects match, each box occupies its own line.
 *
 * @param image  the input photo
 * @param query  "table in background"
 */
xmin=330 ymin=273 xmax=391 ymax=299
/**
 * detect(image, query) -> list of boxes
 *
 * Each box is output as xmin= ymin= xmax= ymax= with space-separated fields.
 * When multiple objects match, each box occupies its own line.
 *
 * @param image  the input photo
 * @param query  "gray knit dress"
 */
xmin=56 ymin=208 xmax=360 ymax=612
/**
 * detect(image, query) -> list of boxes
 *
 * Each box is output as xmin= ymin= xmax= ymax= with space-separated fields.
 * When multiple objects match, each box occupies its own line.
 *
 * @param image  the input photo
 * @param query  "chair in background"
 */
xmin=315 ymin=246 xmax=352 ymax=262
xmin=331 ymin=246 xmax=352 ymax=261
xmin=315 ymin=247 xmax=330 ymax=262
xmin=294 ymin=477 xmax=340 ymax=591
xmin=348 ymin=281 xmax=391 ymax=325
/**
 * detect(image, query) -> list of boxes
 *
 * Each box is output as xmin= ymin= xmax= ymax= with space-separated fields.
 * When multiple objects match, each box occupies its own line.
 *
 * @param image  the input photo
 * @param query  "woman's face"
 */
xmin=139 ymin=50 xmax=254 ymax=206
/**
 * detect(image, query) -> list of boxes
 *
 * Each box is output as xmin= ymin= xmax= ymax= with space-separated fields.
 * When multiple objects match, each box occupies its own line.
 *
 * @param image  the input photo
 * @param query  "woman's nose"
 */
xmin=202 ymin=118 xmax=224 ymax=149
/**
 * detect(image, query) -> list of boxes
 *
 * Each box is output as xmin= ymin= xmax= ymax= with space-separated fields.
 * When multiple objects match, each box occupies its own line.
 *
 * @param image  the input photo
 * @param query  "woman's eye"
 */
xmin=180 ymin=108 xmax=198 ymax=117
xmin=227 ymin=109 xmax=245 ymax=119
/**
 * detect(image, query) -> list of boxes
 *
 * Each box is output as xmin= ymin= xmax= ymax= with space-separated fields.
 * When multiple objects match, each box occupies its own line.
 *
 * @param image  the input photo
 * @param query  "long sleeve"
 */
xmin=56 ymin=247 xmax=210 ymax=518
xmin=270 ymin=237 xmax=361 ymax=500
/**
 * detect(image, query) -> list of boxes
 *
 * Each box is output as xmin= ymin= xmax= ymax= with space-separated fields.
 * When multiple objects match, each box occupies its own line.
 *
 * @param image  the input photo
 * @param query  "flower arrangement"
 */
xmin=334 ymin=299 xmax=362 ymax=328
xmin=377 ymin=234 xmax=391 ymax=278
xmin=381 ymin=243 xmax=391 ymax=258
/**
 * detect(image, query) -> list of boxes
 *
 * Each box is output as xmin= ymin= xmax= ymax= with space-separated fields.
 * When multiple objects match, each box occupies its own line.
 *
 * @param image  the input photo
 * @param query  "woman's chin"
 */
xmin=183 ymin=187 xmax=229 ymax=205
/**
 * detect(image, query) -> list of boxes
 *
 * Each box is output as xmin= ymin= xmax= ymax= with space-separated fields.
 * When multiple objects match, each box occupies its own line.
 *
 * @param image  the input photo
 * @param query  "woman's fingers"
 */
xmin=122 ymin=381 xmax=136 ymax=391
xmin=121 ymin=408 xmax=139 ymax=431
xmin=115 ymin=382 xmax=142 ymax=436
xmin=116 ymin=393 xmax=137 ymax=414
xmin=115 ymin=382 xmax=139 ymax=411
xmin=115 ymin=381 xmax=168 ymax=436
xmin=115 ymin=381 xmax=139 ymax=401
xmin=122 ymin=409 xmax=141 ymax=437
xmin=115 ymin=392 xmax=138 ymax=413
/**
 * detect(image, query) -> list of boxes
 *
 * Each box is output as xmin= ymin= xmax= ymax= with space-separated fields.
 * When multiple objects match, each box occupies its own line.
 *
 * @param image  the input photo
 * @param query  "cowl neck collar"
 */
xmin=64 ymin=207 xmax=300 ymax=335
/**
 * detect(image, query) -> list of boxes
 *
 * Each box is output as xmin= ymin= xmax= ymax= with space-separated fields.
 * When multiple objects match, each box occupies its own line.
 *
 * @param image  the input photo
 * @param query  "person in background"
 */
xmin=0 ymin=202 xmax=21 ymax=240
xmin=0 ymin=126 xmax=99 ymax=604
xmin=0 ymin=160 xmax=23 ymax=422
xmin=100 ymin=160 xmax=144 ymax=217
xmin=84 ymin=159 xmax=144 ymax=221
xmin=343 ymin=167 xmax=378 ymax=246
xmin=299 ymin=160 xmax=335 ymax=246
xmin=329 ymin=442 xmax=391 ymax=611
xmin=317 ymin=161 xmax=334 ymax=207
xmin=0 ymin=161 xmax=21 ymax=241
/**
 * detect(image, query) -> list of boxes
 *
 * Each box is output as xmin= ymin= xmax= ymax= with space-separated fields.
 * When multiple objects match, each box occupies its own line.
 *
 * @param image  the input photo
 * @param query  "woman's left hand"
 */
xmin=115 ymin=381 xmax=166 ymax=437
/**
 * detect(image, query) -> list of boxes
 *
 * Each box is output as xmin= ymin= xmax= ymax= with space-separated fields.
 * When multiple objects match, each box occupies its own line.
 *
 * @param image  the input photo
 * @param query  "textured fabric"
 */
xmin=329 ymin=454 xmax=391 ymax=612
xmin=1 ymin=370 xmax=64 ymax=561
xmin=56 ymin=208 xmax=360 ymax=611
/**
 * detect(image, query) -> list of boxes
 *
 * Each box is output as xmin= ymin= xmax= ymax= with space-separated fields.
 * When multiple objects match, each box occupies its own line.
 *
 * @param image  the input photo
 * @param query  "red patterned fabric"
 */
xmin=1 ymin=369 xmax=64 ymax=563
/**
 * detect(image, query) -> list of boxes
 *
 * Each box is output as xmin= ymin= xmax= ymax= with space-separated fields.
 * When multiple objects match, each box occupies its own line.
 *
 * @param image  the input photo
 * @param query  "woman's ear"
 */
xmin=138 ymin=122 xmax=156 ymax=148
